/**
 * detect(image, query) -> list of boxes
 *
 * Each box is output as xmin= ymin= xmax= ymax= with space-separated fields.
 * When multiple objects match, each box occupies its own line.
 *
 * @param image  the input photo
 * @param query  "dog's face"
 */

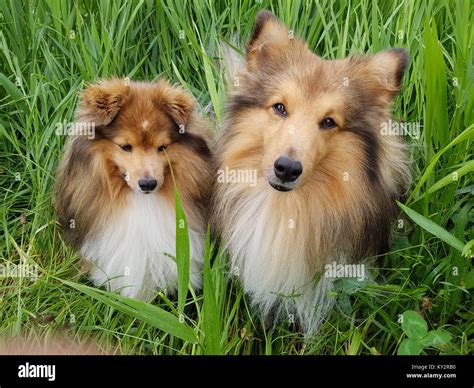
xmin=226 ymin=11 xmax=407 ymax=193
xmin=107 ymin=117 xmax=172 ymax=194
xmin=77 ymin=78 xmax=195 ymax=194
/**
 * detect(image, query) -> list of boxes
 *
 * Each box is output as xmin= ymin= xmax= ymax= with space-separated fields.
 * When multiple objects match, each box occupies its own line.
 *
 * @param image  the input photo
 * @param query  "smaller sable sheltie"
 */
xmin=55 ymin=78 xmax=212 ymax=299
xmin=211 ymin=11 xmax=411 ymax=333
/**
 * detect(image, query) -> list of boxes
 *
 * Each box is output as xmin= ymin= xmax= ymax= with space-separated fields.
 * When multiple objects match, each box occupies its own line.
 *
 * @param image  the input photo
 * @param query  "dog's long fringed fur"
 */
xmin=211 ymin=11 xmax=410 ymax=333
xmin=55 ymin=78 xmax=213 ymax=299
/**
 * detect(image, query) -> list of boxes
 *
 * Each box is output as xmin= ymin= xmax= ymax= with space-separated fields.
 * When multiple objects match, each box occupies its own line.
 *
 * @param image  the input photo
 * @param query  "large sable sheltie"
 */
xmin=55 ymin=78 xmax=213 ymax=299
xmin=211 ymin=11 xmax=410 ymax=333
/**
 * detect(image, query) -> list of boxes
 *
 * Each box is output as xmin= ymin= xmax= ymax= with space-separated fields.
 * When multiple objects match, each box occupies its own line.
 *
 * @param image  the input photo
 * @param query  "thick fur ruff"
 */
xmin=80 ymin=193 xmax=204 ymax=299
xmin=54 ymin=78 xmax=213 ymax=299
xmin=211 ymin=11 xmax=411 ymax=334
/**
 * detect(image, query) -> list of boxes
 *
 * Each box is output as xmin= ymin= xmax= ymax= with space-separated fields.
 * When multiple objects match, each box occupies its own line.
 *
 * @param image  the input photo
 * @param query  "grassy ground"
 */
xmin=0 ymin=0 xmax=472 ymax=355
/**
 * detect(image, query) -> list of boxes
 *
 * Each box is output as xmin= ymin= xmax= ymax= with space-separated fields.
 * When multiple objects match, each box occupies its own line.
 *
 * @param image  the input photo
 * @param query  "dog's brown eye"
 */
xmin=273 ymin=103 xmax=288 ymax=117
xmin=158 ymin=145 xmax=167 ymax=152
xmin=320 ymin=117 xmax=337 ymax=129
xmin=120 ymin=144 xmax=132 ymax=152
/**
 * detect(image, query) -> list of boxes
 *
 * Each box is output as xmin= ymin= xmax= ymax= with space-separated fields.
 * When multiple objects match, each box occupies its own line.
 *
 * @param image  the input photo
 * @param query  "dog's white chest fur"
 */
xmin=223 ymin=186 xmax=336 ymax=333
xmin=80 ymin=193 xmax=204 ymax=300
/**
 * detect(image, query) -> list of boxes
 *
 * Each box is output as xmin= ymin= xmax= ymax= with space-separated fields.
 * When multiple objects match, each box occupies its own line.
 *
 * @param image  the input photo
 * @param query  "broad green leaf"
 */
xmin=421 ymin=329 xmax=452 ymax=349
xmin=398 ymin=338 xmax=423 ymax=355
xmin=401 ymin=310 xmax=428 ymax=340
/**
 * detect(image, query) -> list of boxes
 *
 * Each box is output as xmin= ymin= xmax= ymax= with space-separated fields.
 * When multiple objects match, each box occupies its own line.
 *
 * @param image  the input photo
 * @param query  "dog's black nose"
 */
xmin=138 ymin=179 xmax=158 ymax=192
xmin=274 ymin=156 xmax=303 ymax=182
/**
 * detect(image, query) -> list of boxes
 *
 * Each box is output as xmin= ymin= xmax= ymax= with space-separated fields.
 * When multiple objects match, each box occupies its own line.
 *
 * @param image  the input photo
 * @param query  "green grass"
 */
xmin=0 ymin=0 xmax=472 ymax=355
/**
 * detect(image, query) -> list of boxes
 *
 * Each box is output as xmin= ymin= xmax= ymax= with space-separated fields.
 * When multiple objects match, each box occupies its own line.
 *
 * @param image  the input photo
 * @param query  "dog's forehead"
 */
xmin=113 ymin=124 xmax=172 ymax=147
xmin=118 ymin=94 xmax=172 ymax=129
xmin=270 ymin=56 xmax=351 ymax=103
xmin=111 ymin=101 xmax=174 ymax=146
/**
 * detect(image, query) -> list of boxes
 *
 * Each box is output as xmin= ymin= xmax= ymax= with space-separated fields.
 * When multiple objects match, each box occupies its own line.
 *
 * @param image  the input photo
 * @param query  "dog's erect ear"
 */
xmin=366 ymin=48 xmax=408 ymax=100
xmin=246 ymin=11 xmax=291 ymax=67
xmin=77 ymin=78 xmax=130 ymax=126
xmin=154 ymin=80 xmax=195 ymax=127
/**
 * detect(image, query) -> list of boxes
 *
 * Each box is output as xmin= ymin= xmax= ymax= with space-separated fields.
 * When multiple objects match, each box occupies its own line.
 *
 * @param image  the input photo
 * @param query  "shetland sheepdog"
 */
xmin=55 ymin=78 xmax=213 ymax=299
xmin=211 ymin=11 xmax=410 ymax=333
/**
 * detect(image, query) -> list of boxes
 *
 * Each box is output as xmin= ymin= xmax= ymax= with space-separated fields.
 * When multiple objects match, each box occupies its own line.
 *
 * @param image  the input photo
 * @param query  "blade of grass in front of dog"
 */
xmin=203 ymin=226 xmax=221 ymax=354
xmin=164 ymin=152 xmax=190 ymax=316
xmin=397 ymin=202 xmax=465 ymax=252
xmin=174 ymin=188 xmax=190 ymax=316
xmin=60 ymin=280 xmax=198 ymax=343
